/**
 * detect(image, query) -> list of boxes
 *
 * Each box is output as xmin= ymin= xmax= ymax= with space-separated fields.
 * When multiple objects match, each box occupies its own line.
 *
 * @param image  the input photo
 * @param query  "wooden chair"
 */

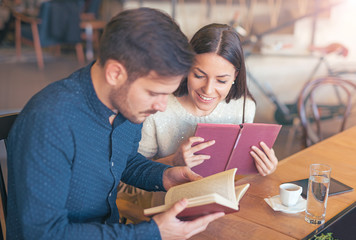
xmin=297 ymin=77 xmax=356 ymax=147
xmin=116 ymin=184 xmax=151 ymax=224
xmin=0 ymin=113 xmax=18 ymax=240
xmin=116 ymin=198 xmax=149 ymax=224
xmin=13 ymin=1 xmax=85 ymax=69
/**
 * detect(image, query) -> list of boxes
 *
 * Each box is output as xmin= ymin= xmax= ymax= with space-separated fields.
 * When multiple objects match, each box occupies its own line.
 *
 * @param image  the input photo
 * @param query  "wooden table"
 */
xmin=191 ymin=125 xmax=356 ymax=240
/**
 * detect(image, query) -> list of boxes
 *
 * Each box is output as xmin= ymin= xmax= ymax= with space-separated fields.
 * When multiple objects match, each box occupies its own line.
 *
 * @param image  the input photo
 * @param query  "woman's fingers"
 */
xmin=190 ymin=140 xmax=215 ymax=153
xmin=250 ymin=142 xmax=278 ymax=176
xmin=186 ymin=155 xmax=211 ymax=168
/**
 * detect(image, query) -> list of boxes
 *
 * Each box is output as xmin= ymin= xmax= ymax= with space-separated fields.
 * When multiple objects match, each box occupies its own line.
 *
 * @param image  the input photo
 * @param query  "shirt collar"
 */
xmin=79 ymin=61 xmax=116 ymax=123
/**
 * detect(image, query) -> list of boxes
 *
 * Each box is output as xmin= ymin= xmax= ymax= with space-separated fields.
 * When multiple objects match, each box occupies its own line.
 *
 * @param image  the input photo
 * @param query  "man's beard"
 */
xmin=110 ymin=81 xmax=133 ymax=120
xmin=109 ymin=81 xmax=146 ymax=124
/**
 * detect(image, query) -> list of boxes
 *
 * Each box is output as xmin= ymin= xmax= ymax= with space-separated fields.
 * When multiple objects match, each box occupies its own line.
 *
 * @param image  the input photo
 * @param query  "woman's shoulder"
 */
xmin=223 ymin=97 xmax=256 ymax=109
xmin=215 ymin=97 xmax=256 ymax=122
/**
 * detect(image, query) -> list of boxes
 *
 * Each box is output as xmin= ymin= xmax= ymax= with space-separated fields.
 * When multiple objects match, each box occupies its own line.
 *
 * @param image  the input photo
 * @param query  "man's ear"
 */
xmin=105 ymin=59 xmax=128 ymax=86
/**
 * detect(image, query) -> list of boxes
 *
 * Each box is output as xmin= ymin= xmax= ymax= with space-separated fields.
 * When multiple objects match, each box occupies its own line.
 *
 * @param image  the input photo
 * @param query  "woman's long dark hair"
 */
xmin=174 ymin=23 xmax=254 ymax=105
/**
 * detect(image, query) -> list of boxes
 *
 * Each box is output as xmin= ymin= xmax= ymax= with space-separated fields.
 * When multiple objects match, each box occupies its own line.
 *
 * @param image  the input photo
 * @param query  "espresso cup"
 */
xmin=279 ymin=183 xmax=302 ymax=207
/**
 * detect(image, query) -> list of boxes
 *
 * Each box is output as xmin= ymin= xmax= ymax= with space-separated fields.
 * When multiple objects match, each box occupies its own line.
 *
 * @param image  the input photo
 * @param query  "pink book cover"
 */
xmin=176 ymin=202 xmax=239 ymax=221
xmin=144 ymin=201 xmax=239 ymax=221
xmin=225 ymin=123 xmax=282 ymax=174
xmin=191 ymin=123 xmax=281 ymax=176
xmin=191 ymin=123 xmax=241 ymax=177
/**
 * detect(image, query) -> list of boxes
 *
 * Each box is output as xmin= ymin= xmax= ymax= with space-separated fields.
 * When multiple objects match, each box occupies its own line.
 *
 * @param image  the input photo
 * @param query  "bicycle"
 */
xmin=245 ymin=42 xmax=356 ymax=126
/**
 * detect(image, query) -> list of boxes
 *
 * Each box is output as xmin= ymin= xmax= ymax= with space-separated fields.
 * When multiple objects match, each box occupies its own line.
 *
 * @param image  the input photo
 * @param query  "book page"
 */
xmin=235 ymin=183 xmax=250 ymax=202
xmin=165 ymin=168 xmax=237 ymax=205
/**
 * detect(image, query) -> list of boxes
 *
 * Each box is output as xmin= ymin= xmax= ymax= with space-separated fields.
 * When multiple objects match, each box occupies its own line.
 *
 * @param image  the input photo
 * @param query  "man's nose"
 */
xmin=152 ymin=95 xmax=168 ymax=112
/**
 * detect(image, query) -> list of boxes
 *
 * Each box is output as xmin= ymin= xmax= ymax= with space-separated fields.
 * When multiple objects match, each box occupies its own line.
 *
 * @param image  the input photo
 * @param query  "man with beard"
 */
xmin=6 ymin=8 xmax=224 ymax=240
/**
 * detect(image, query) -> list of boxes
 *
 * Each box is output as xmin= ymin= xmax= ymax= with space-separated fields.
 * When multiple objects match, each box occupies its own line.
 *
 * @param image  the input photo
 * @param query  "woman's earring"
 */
xmin=232 ymin=81 xmax=235 ymax=85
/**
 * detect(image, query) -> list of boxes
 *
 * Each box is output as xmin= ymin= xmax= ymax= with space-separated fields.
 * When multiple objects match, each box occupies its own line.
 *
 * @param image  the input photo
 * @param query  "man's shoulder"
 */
xmin=26 ymin=72 xmax=84 ymax=114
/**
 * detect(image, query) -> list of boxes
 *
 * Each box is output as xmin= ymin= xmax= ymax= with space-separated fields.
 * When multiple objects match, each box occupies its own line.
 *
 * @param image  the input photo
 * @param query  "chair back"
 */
xmin=36 ymin=1 xmax=60 ymax=46
xmin=0 ymin=113 xmax=18 ymax=240
xmin=84 ymin=0 xmax=102 ymax=18
xmin=20 ymin=1 xmax=82 ymax=46
xmin=44 ymin=0 xmax=82 ymax=45
xmin=297 ymin=77 xmax=356 ymax=146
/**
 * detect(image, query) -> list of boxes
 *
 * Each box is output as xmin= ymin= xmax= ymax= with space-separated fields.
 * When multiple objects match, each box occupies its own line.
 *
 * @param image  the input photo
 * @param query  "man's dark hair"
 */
xmin=174 ymin=23 xmax=254 ymax=103
xmin=98 ymin=8 xmax=194 ymax=81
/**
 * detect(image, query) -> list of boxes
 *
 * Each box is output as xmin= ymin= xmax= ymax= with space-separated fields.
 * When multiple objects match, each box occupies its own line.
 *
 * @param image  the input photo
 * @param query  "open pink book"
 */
xmin=191 ymin=123 xmax=282 ymax=177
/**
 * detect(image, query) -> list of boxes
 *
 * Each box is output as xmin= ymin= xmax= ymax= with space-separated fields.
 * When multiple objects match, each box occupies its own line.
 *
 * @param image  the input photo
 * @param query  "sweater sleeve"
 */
xmin=138 ymin=115 xmax=159 ymax=158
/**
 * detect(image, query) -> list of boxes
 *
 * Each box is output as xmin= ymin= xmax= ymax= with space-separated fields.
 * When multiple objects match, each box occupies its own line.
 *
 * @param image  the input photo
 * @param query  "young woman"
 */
xmin=139 ymin=23 xmax=278 ymax=176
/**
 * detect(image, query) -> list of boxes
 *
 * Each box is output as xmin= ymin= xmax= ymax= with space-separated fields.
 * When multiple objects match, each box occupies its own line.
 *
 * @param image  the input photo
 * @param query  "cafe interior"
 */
xmin=0 ymin=0 xmax=356 ymax=239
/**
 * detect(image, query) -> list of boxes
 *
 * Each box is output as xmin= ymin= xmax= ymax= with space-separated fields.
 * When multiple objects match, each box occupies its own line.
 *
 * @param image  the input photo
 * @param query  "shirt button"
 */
xmin=155 ymin=185 xmax=159 ymax=189
xmin=111 ymin=162 xmax=114 ymax=167
xmin=109 ymin=193 xmax=112 ymax=197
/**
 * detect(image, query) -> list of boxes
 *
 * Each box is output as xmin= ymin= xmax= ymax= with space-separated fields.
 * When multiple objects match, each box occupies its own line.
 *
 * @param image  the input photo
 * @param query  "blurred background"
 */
xmin=1 ymin=0 xmax=356 ymax=160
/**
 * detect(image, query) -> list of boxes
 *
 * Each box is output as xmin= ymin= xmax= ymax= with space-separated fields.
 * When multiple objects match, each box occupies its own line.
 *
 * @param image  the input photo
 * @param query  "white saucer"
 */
xmin=264 ymin=195 xmax=306 ymax=214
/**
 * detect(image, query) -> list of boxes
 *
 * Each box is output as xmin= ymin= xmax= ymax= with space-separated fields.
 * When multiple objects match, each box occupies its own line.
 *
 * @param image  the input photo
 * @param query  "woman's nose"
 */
xmin=202 ymin=80 xmax=214 ymax=94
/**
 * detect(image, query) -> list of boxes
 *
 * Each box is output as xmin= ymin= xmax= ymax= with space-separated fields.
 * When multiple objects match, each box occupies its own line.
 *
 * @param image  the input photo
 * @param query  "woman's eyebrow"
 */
xmin=196 ymin=67 xmax=231 ymax=78
xmin=195 ymin=67 xmax=207 ymax=75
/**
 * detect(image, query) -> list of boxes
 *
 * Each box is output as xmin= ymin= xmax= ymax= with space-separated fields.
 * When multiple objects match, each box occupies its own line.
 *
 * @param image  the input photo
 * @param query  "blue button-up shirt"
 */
xmin=7 ymin=63 xmax=169 ymax=239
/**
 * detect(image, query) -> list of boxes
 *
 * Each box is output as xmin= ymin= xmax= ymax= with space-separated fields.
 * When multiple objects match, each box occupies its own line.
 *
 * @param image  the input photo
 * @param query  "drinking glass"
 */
xmin=305 ymin=163 xmax=331 ymax=224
